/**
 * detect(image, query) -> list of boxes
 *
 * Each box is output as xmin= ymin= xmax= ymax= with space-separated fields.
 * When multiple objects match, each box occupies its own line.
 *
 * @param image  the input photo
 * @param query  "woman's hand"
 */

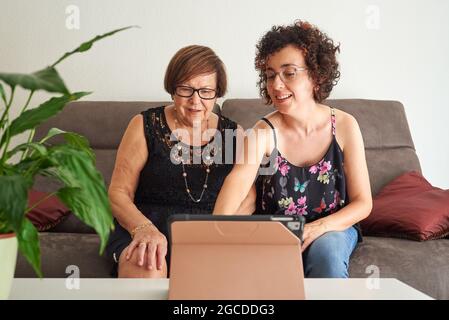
xmin=301 ymin=220 xmax=328 ymax=252
xmin=125 ymin=224 xmax=168 ymax=271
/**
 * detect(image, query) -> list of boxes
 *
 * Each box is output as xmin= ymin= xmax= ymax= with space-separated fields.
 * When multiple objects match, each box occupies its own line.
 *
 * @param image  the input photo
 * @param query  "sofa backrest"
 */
xmin=33 ymin=101 xmax=169 ymax=192
xmin=33 ymin=99 xmax=421 ymax=197
xmin=222 ymin=98 xmax=421 ymax=195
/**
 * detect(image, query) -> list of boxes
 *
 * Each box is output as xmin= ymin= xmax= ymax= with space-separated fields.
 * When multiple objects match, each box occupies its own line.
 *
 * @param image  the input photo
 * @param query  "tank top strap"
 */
xmin=261 ymin=117 xmax=277 ymax=149
xmin=330 ymin=107 xmax=336 ymax=136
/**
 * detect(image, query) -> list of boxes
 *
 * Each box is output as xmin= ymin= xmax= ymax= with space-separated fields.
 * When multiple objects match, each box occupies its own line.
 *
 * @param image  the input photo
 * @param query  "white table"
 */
xmin=9 ymin=278 xmax=432 ymax=300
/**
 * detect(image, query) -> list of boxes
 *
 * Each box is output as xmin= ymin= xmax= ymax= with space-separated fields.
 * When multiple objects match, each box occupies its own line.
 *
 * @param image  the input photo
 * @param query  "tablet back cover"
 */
xmin=168 ymin=221 xmax=305 ymax=300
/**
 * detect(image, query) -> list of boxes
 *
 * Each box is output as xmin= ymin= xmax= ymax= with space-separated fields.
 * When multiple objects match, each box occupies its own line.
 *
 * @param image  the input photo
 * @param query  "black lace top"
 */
xmin=134 ymin=106 xmax=238 ymax=238
xmin=256 ymin=107 xmax=362 ymax=241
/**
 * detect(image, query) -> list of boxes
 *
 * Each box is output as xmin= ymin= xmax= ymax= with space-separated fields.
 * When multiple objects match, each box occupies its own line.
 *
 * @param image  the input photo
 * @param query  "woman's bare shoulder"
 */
xmin=253 ymin=110 xmax=279 ymax=129
xmin=329 ymin=107 xmax=358 ymax=129
xmin=130 ymin=113 xmax=144 ymax=127
xmin=120 ymin=114 xmax=147 ymax=151
xmin=329 ymin=107 xmax=361 ymax=150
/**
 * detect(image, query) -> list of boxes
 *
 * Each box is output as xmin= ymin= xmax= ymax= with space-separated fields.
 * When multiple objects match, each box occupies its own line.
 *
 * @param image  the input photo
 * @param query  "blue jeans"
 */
xmin=302 ymin=226 xmax=358 ymax=278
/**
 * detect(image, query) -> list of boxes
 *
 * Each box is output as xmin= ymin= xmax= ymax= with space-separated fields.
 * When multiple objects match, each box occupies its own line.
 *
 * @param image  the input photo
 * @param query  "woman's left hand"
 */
xmin=301 ymin=220 xmax=328 ymax=252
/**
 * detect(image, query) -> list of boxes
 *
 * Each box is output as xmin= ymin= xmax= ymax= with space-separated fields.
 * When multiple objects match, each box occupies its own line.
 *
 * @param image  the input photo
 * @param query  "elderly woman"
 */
xmin=213 ymin=21 xmax=372 ymax=278
xmin=106 ymin=45 xmax=251 ymax=278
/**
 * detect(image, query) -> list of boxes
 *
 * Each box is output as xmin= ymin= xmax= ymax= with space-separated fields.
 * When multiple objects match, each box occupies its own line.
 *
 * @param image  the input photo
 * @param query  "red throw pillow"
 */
xmin=361 ymin=171 xmax=449 ymax=241
xmin=26 ymin=190 xmax=71 ymax=231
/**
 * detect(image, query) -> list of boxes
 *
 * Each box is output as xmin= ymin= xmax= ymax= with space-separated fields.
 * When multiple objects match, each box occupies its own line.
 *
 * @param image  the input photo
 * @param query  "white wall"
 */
xmin=2 ymin=0 xmax=448 ymax=188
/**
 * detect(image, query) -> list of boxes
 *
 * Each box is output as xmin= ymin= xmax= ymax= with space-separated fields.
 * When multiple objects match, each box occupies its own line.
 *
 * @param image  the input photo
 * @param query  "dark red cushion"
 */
xmin=361 ymin=171 xmax=449 ymax=241
xmin=26 ymin=190 xmax=71 ymax=231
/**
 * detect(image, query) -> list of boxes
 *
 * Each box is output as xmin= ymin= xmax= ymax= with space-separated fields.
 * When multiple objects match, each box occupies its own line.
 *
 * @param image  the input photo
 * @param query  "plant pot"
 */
xmin=0 ymin=233 xmax=18 ymax=300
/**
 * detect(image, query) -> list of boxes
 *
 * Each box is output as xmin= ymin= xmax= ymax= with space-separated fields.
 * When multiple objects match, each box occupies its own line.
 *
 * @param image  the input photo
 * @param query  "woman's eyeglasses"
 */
xmin=175 ymin=86 xmax=217 ymax=100
xmin=264 ymin=65 xmax=307 ymax=84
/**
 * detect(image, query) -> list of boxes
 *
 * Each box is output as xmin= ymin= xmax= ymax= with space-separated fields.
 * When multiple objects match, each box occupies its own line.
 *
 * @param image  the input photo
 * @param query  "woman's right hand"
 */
xmin=125 ymin=224 xmax=168 ymax=271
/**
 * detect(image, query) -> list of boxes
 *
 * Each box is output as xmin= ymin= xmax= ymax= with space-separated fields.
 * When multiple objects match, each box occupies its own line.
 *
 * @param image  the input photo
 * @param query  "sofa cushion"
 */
xmin=48 ymin=213 xmax=96 ymax=234
xmin=14 ymin=232 xmax=111 ymax=278
xmin=33 ymin=101 xmax=170 ymax=149
xmin=361 ymin=171 xmax=449 ymax=241
xmin=26 ymin=190 xmax=71 ymax=231
xmin=349 ymin=236 xmax=449 ymax=299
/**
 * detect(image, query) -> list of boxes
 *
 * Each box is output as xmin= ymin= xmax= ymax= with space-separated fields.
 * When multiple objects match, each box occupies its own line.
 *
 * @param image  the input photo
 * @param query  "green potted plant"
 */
xmin=0 ymin=26 xmax=135 ymax=299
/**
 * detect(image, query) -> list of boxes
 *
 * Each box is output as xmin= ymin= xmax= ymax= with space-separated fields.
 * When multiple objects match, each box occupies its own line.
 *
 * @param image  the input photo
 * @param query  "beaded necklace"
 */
xmin=173 ymin=107 xmax=214 ymax=203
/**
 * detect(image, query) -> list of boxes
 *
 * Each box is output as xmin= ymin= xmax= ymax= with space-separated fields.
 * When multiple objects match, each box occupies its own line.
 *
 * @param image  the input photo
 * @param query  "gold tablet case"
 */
xmin=168 ymin=220 xmax=305 ymax=300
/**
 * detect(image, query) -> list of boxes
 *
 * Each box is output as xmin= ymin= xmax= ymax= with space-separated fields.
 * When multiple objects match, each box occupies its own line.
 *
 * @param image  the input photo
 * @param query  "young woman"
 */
xmin=213 ymin=21 xmax=372 ymax=278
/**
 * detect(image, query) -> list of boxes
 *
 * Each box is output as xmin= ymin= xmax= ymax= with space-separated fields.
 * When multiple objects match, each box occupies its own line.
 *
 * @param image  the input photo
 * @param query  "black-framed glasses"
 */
xmin=175 ymin=86 xmax=217 ymax=100
xmin=264 ymin=65 xmax=308 ymax=84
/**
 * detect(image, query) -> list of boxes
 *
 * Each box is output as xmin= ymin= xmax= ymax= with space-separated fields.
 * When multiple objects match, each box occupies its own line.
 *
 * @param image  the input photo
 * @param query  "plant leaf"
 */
xmin=52 ymin=25 xmax=138 ymax=67
xmin=40 ymin=127 xmax=67 ymax=143
xmin=61 ymin=132 xmax=95 ymax=163
xmin=0 ymin=92 xmax=91 ymax=147
xmin=13 ymin=157 xmax=53 ymax=179
xmin=48 ymin=145 xmax=113 ymax=253
xmin=0 ymin=174 xmax=31 ymax=231
xmin=0 ymin=67 xmax=69 ymax=94
xmin=57 ymin=187 xmax=112 ymax=254
xmin=41 ymin=128 xmax=95 ymax=163
xmin=5 ymin=142 xmax=48 ymax=160
xmin=17 ymin=218 xmax=42 ymax=278
xmin=0 ymin=212 xmax=13 ymax=233
xmin=0 ymin=82 xmax=6 ymax=104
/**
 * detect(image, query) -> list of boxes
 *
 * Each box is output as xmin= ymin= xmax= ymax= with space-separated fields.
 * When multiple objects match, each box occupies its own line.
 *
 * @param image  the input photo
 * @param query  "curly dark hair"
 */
xmin=255 ymin=20 xmax=340 ymax=104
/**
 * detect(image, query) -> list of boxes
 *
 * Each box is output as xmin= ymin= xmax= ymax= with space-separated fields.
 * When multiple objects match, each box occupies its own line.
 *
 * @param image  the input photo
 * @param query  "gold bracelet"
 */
xmin=130 ymin=221 xmax=153 ymax=239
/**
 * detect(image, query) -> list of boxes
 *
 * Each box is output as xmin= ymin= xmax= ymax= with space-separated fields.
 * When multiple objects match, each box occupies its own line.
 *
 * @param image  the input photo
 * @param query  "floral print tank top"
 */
xmin=256 ymin=108 xmax=349 ymax=223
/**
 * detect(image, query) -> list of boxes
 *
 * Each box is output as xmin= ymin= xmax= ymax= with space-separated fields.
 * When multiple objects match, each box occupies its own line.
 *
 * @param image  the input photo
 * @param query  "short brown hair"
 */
xmin=164 ymin=45 xmax=227 ymax=98
xmin=255 ymin=20 xmax=340 ymax=103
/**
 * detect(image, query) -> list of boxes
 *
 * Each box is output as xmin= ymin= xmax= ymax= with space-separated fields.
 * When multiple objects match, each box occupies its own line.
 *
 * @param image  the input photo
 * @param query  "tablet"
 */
xmin=168 ymin=214 xmax=306 ymax=300
xmin=167 ymin=214 xmax=305 ymax=245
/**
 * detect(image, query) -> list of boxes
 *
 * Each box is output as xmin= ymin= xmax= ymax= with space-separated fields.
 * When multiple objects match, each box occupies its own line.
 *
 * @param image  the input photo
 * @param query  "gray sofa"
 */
xmin=15 ymin=99 xmax=449 ymax=299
